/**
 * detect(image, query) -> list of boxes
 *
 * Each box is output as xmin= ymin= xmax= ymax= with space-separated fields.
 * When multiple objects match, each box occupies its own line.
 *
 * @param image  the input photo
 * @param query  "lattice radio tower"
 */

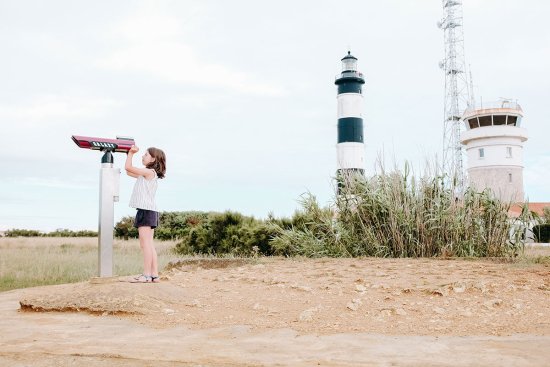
xmin=438 ymin=0 xmax=472 ymax=191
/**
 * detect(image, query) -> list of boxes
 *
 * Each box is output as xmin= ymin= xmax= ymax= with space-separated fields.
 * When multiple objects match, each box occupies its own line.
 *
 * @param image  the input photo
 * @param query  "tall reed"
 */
xmin=271 ymin=162 xmax=530 ymax=258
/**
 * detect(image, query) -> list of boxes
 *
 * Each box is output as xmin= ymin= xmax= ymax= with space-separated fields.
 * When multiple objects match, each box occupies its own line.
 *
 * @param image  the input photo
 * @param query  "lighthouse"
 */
xmin=460 ymin=99 xmax=528 ymax=202
xmin=335 ymin=51 xmax=366 ymax=189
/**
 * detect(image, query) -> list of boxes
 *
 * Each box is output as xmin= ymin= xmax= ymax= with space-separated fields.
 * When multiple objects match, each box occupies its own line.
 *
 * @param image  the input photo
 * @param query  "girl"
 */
xmin=125 ymin=145 xmax=166 ymax=283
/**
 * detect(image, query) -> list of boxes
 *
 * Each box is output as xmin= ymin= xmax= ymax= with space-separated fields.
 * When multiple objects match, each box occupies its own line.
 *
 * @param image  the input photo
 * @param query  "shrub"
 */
xmin=4 ymin=228 xmax=98 ymax=237
xmin=174 ymin=211 xmax=279 ymax=256
xmin=5 ymin=229 xmax=43 ymax=237
xmin=47 ymin=229 xmax=97 ymax=237
xmin=270 ymin=165 xmax=530 ymax=258
xmin=156 ymin=211 xmax=208 ymax=241
xmin=115 ymin=211 xmax=209 ymax=241
xmin=269 ymin=194 xmax=345 ymax=257
xmin=114 ymin=216 xmax=138 ymax=240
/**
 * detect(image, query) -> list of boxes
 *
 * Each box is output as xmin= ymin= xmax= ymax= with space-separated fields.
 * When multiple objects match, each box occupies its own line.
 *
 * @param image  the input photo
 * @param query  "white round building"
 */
xmin=460 ymin=100 xmax=528 ymax=202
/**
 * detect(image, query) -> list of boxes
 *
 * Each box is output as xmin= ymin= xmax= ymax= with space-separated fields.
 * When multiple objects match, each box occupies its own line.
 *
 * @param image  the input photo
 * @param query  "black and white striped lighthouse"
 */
xmin=335 ymin=51 xmax=365 ymax=188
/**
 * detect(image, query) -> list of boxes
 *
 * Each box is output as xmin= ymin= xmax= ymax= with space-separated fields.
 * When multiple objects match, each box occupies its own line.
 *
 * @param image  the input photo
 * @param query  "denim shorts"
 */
xmin=134 ymin=209 xmax=159 ymax=229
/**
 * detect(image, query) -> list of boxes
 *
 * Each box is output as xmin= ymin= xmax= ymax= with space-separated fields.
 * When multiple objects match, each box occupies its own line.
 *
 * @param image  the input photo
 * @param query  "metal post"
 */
xmin=98 ymin=151 xmax=120 ymax=277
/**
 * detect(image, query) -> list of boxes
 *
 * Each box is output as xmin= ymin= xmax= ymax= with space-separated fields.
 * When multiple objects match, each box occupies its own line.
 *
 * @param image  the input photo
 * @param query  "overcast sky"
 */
xmin=1 ymin=0 xmax=549 ymax=231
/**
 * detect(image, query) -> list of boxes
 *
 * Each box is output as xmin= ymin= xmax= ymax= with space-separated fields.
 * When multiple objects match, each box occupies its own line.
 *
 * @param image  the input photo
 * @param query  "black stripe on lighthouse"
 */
xmin=338 ymin=117 xmax=363 ymax=143
xmin=337 ymin=79 xmax=363 ymax=94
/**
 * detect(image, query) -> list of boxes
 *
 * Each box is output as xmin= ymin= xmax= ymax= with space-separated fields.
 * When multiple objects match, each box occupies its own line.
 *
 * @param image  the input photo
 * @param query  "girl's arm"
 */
xmin=125 ymin=146 xmax=155 ymax=179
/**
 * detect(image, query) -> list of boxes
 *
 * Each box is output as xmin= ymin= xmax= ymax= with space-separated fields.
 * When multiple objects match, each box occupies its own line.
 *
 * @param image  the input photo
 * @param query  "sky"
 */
xmin=0 ymin=0 xmax=549 ymax=231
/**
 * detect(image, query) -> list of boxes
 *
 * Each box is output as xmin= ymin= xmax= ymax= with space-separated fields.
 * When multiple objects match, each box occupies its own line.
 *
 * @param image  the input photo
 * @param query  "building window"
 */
xmin=508 ymin=173 xmax=512 ymax=183
xmin=493 ymin=115 xmax=506 ymax=125
xmin=478 ymin=148 xmax=484 ymax=158
xmin=479 ymin=116 xmax=492 ymax=127
xmin=506 ymin=147 xmax=512 ymax=158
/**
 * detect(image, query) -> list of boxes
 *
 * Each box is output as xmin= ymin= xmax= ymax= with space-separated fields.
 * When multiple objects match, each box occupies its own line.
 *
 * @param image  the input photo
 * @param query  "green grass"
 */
xmin=0 ymin=237 xmax=177 ymax=292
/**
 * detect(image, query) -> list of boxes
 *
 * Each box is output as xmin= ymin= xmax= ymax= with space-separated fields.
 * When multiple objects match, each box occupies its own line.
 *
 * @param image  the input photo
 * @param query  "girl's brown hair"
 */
xmin=146 ymin=147 xmax=166 ymax=179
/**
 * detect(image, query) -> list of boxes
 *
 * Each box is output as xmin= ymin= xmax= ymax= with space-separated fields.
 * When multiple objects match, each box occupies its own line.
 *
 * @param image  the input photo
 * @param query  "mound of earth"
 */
xmin=18 ymin=257 xmax=550 ymax=336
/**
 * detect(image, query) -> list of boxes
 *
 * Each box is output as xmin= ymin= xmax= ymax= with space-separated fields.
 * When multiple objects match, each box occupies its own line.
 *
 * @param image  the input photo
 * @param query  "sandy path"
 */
xmin=1 ymin=257 xmax=549 ymax=366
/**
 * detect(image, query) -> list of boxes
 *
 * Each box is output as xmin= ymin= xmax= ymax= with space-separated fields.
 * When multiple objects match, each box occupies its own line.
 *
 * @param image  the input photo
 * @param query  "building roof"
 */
xmin=508 ymin=202 xmax=550 ymax=218
xmin=341 ymin=51 xmax=357 ymax=61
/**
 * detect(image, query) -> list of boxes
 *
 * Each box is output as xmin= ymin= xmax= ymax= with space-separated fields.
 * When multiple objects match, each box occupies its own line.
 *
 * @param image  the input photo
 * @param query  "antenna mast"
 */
xmin=438 ymin=0 xmax=471 ymax=191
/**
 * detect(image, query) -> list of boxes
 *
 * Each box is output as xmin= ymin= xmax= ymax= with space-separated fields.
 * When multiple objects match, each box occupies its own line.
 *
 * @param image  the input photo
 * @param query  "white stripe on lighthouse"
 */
xmin=337 ymin=143 xmax=365 ymax=169
xmin=337 ymin=93 xmax=363 ymax=118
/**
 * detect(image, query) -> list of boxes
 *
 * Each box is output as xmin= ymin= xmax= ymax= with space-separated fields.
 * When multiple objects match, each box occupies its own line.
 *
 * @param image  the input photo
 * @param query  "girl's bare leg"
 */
xmin=151 ymin=229 xmax=158 ymax=277
xmin=138 ymin=226 xmax=154 ymax=276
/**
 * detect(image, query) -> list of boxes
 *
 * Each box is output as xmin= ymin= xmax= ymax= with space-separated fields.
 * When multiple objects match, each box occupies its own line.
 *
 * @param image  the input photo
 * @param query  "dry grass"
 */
xmin=1 ymin=237 xmax=548 ymax=293
xmin=524 ymin=244 xmax=550 ymax=256
xmin=518 ymin=244 xmax=550 ymax=265
xmin=272 ymin=166 xmax=531 ymax=258
xmin=0 ymin=237 xmax=178 ymax=292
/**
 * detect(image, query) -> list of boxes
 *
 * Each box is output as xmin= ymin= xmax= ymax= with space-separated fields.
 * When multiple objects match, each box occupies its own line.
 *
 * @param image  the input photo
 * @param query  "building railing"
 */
xmin=464 ymin=99 xmax=522 ymax=114
xmin=335 ymin=71 xmax=364 ymax=81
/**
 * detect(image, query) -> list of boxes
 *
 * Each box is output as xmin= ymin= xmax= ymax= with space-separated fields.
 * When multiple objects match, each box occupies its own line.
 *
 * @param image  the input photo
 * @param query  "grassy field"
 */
xmin=1 ymin=237 xmax=548 ymax=293
xmin=0 ymin=237 xmax=178 ymax=292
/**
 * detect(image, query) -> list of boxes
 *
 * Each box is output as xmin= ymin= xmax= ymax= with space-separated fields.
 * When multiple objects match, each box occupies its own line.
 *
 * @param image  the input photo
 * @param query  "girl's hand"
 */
xmin=129 ymin=145 xmax=139 ymax=154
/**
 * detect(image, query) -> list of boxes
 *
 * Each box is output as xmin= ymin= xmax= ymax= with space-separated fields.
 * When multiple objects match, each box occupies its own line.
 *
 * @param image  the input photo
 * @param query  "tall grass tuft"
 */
xmin=271 ymin=162 xmax=531 ymax=258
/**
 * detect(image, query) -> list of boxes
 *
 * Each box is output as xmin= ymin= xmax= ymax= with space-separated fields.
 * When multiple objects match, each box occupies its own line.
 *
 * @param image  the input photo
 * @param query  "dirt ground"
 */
xmin=1 ymin=253 xmax=550 ymax=366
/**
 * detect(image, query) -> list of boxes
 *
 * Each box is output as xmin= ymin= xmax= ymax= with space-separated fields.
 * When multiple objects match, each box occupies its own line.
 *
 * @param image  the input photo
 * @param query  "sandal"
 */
xmin=130 ymin=274 xmax=151 ymax=283
xmin=151 ymin=275 xmax=160 ymax=283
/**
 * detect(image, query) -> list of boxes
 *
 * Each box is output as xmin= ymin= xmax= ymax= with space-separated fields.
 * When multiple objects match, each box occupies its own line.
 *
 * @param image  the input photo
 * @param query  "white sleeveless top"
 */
xmin=129 ymin=170 xmax=158 ymax=211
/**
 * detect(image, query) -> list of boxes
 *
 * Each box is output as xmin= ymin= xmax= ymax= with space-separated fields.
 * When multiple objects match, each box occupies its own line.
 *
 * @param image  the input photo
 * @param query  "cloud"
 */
xmin=0 ymin=94 xmax=121 ymax=123
xmin=108 ymin=2 xmax=189 ymax=43
xmin=524 ymin=156 xmax=550 ymax=200
xmin=4 ymin=177 xmax=94 ymax=190
xmin=96 ymin=4 xmax=285 ymax=96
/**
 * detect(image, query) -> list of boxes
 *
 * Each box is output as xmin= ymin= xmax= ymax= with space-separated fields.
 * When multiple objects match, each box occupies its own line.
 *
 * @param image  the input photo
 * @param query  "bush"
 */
xmin=115 ymin=211 xmax=210 ymax=241
xmin=156 ymin=211 xmax=208 ymax=241
xmin=174 ymin=211 xmax=279 ymax=256
xmin=270 ymin=166 xmax=530 ymax=258
xmin=46 ymin=229 xmax=97 ymax=237
xmin=114 ymin=216 xmax=138 ymax=240
xmin=269 ymin=194 xmax=344 ymax=257
xmin=5 ymin=229 xmax=44 ymax=237
xmin=4 ymin=228 xmax=97 ymax=237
